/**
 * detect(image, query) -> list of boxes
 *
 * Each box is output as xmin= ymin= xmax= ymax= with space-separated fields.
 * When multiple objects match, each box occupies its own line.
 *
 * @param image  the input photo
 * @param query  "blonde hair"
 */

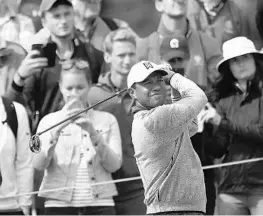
xmin=103 ymin=28 xmax=136 ymax=54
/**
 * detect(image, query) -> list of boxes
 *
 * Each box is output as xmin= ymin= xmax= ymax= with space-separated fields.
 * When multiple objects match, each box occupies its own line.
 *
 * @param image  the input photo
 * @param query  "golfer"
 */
xmin=127 ymin=61 xmax=208 ymax=215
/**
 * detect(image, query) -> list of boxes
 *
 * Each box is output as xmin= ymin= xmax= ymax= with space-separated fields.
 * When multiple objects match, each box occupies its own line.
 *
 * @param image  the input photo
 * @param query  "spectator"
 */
xmin=0 ymin=0 xmax=36 ymax=51
xmin=0 ymin=96 xmax=33 ymax=215
xmin=33 ymin=59 xmax=122 ymax=215
xmin=159 ymin=34 xmax=217 ymax=214
xmin=137 ymin=0 xmax=222 ymax=89
xmin=5 ymin=0 xmax=104 ymax=134
xmin=0 ymin=38 xmax=26 ymax=97
xmin=202 ymin=37 xmax=263 ymax=215
xmin=88 ymin=28 xmax=146 ymax=215
xmin=72 ymin=0 xmax=130 ymax=51
xmin=187 ymin=0 xmax=252 ymax=44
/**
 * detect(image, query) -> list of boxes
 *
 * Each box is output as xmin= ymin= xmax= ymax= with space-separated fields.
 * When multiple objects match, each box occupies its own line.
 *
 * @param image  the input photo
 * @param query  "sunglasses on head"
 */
xmin=60 ymin=60 xmax=90 ymax=71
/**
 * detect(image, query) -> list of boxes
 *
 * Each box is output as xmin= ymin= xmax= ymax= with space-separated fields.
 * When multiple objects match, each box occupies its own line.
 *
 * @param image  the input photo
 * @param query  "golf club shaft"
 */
xmin=35 ymin=88 xmax=127 ymax=137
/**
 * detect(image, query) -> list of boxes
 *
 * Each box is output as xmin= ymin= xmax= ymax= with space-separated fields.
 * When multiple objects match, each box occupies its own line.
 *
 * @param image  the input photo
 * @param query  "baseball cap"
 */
xmin=39 ymin=0 xmax=72 ymax=14
xmin=160 ymin=34 xmax=189 ymax=61
xmin=127 ymin=61 xmax=168 ymax=88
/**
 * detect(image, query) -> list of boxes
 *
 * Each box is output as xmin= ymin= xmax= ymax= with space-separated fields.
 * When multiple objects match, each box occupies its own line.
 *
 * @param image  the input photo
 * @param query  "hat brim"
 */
xmin=128 ymin=67 xmax=168 ymax=88
xmin=217 ymin=51 xmax=263 ymax=73
xmin=162 ymin=51 xmax=188 ymax=61
xmin=40 ymin=0 xmax=72 ymax=14
xmin=139 ymin=69 xmax=168 ymax=83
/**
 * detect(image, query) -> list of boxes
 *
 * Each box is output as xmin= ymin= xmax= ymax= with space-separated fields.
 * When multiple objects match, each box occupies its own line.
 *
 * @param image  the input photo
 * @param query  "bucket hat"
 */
xmin=216 ymin=37 xmax=263 ymax=73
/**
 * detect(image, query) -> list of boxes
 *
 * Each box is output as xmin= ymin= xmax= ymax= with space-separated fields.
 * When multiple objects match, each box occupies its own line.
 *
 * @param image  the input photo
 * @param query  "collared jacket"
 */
xmin=0 ymin=98 xmax=33 ymax=211
xmin=88 ymin=72 xmax=144 ymax=195
xmin=131 ymin=74 xmax=207 ymax=214
xmin=5 ymin=29 xmax=104 ymax=133
xmin=136 ymin=20 xmax=222 ymax=88
xmin=33 ymin=109 xmax=122 ymax=202
xmin=214 ymin=83 xmax=263 ymax=194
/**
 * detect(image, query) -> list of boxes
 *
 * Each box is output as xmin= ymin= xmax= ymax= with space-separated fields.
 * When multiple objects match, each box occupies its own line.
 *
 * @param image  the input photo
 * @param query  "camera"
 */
xmin=31 ymin=43 xmax=57 ymax=68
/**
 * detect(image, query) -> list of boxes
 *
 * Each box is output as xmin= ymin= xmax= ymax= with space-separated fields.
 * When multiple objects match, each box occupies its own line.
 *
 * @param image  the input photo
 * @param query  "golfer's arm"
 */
xmin=144 ymin=74 xmax=207 ymax=137
xmin=170 ymin=74 xmax=207 ymax=118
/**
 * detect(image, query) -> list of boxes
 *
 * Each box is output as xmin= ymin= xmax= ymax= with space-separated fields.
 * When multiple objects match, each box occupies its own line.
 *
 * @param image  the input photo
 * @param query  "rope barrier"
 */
xmin=1 ymin=157 xmax=263 ymax=199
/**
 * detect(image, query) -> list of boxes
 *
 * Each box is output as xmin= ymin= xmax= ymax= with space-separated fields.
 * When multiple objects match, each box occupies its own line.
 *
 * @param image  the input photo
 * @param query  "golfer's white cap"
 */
xmin=127 ymin=61 xmax=168 ymax=88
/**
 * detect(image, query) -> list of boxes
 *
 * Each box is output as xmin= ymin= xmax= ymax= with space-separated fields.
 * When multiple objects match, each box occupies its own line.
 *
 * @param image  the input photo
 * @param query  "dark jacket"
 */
xmin=6 ymin=36 xmax=104 ymax=133
xmin=214 ymin=83 xmax=263 ymax=194
xmin=88 ymin=72 xmax=144 ymax=195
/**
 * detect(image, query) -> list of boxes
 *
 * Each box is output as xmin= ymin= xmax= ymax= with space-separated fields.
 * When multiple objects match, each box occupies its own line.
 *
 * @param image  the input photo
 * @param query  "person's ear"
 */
xmin=104 ymin=52 xmax=112 ymax=64
xmin=128 ymin=87 xmax=137 ymax=99
xmin=155 ymin=0 xmax=164 ymax=12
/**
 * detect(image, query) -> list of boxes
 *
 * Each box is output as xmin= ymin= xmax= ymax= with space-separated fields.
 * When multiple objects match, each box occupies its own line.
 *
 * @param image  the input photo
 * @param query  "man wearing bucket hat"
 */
xmin=201 ymin=36 xmax=263 ymax=215
xmin=127 ymin=60 xmax=208 ymax=215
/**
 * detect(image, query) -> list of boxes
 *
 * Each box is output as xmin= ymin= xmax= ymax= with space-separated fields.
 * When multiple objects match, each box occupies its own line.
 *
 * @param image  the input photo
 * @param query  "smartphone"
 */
xmin=31 ymin=43 xmax=57 ymax=67
xmin=67 ymin=98 xmax=85 ymax=110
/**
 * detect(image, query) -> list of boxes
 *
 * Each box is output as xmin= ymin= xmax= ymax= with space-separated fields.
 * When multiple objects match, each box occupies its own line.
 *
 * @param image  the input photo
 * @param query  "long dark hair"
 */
xmin=211 ymin=54 xmax=263 ymax=102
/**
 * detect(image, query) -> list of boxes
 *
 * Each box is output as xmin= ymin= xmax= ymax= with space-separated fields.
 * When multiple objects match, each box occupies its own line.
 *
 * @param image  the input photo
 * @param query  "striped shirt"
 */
xmin=45 ymin=136 xmax=114 ymax=208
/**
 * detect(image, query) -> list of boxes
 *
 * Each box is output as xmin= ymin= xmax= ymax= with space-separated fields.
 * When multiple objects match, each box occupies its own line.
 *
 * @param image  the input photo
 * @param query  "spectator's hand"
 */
xmin=51 ymin=99 xmax=83 ymax=137
xmin=17 ymin=50 xmax=48 ymax=79
xmin=75 ymin=116 xmax=97 ymax=136
xmin=202 ymin=103 xmax=222 ymax=126
xmin=197 ymin=106 xmax=209 ymax=133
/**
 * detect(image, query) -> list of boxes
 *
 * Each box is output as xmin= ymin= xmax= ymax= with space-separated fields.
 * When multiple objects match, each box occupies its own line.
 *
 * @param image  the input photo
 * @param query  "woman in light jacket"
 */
xmin=202 ymin=37 xmax=263 ymax=215
xmin=33 ymin=60 xmax=122 ymax=215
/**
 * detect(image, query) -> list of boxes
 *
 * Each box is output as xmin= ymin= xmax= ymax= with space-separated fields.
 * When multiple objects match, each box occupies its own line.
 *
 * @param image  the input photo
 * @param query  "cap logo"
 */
xmin=170 ymin=39 xmax=179 ymax=48
xmin=143 ymin=62 xmax=154 ymax=70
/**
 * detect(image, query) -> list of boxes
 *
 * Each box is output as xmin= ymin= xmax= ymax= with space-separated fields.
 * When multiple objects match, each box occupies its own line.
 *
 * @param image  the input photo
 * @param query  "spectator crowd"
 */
xmin=0 ymin=0 xmax=263 ymax=215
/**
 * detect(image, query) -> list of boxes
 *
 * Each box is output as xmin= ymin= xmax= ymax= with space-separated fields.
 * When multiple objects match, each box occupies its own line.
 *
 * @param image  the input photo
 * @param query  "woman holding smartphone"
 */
xmin=33 ymin=60 xmax=122 ymax=215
